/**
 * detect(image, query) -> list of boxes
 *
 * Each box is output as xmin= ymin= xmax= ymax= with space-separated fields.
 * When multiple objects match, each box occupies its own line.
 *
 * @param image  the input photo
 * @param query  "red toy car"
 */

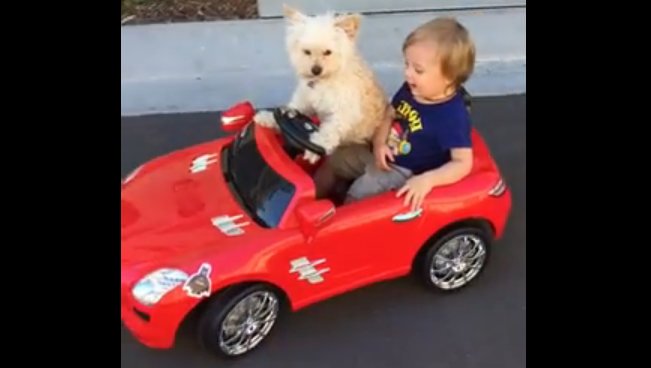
xmin=121 ymin=99 xmax=512 ymax=359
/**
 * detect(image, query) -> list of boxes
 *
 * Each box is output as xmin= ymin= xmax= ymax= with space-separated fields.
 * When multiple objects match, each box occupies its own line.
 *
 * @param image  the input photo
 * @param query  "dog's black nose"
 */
xmin=311 ymin=65 xmax=322 ymax=76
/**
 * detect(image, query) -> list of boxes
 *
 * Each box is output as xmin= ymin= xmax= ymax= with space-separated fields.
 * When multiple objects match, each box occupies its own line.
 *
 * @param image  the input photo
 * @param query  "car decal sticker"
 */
xmin=211 ymin=214 xmax=250 ymax=236
xmin=183 ymin=263 xmax=212 ymax=298
xmin=289 ymin=257 xmax=330 ymax=284
xmin=392 ymin=208 xmax=423 ymax=222
xmin=190 ymin=153 xmax=218 ymax=173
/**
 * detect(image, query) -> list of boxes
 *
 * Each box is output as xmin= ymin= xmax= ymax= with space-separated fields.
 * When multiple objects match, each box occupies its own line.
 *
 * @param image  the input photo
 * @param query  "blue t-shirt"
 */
xmin=388 ymin=82 xmax=472 ymax=175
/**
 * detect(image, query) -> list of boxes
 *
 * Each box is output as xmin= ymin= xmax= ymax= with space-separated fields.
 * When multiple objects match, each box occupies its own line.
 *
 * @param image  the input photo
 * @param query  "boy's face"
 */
xmin=403 ymin=41 xmax=453 ymax=102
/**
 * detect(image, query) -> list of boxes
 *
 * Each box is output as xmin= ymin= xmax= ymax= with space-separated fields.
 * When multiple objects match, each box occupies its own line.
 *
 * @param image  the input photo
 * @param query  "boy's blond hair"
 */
xmin=402 ymin=17 xmax=476 ymax=90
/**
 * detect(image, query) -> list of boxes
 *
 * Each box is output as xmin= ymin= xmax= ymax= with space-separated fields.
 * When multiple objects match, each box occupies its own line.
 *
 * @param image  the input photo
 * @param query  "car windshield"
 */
xmin=222 ymin=122 xmax=296 ymax=228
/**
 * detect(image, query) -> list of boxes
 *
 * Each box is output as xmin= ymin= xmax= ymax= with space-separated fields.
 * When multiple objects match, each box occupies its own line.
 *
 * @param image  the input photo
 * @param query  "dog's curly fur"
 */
xmin=253 ymin=4 xmax=390 ymax=164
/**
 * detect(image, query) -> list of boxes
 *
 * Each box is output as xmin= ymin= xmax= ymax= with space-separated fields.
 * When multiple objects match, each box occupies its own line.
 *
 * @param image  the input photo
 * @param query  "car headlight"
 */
xmin=131 ymin=268 xmax=188 ymax=306
xmin=122 ymin=165 xmax=142 ymax=185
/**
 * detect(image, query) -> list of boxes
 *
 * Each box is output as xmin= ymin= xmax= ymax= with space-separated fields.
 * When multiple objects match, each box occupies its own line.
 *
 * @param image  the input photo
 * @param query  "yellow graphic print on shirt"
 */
xmin=395 ymin=100 xmax=423 ymax=132
xmin=388 ymin=100 xmax=423 ymax=156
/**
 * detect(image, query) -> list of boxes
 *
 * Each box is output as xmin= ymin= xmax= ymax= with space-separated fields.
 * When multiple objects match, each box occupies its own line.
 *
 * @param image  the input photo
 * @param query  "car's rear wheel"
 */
xmin=196 ymin=284 xmax=283 ymax=359
xmin=417 ymin=226 xmax=492 ymax=293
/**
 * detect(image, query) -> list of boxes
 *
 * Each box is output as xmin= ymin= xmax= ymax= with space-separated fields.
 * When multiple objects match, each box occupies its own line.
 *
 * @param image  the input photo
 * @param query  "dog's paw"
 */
xmin=303 ymin=150 xmax=321 ymax=164
xmin=253 ymin=110 xmax=278 ymax=129
xmin=309 ymin=131 xmax=336 ymax=156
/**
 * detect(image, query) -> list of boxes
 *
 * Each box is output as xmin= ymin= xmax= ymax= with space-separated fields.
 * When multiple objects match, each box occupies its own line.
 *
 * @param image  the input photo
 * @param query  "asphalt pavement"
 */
xmin=121 ymin=93 xmax=526 ymax=368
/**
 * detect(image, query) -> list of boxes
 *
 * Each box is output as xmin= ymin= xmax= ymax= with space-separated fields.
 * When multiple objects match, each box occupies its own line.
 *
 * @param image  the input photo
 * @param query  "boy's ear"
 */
xmin=335 ymin=13 xmax=362 ymax=39
xmin=283 ymin=4 xmax=306 ymax=23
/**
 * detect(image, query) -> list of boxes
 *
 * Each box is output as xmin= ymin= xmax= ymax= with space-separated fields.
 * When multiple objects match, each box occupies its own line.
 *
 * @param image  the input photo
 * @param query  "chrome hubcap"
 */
xmin=430 ymin=234 xmax=487 ymax=290
xmin=219 ymin=291 xmax=279 ymax=356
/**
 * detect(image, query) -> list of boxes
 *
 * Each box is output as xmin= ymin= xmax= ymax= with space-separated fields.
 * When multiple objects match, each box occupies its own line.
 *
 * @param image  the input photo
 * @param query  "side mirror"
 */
xmin=295 ymin=200 xmax=336 ymax=240
xmin=221 ymin=101 xmax=255 ymax=132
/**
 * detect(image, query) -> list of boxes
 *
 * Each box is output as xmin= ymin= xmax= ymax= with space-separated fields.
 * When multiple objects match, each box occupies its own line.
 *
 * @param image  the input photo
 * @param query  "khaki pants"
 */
xmin=313 ymin=144 xmax=413 ymax=201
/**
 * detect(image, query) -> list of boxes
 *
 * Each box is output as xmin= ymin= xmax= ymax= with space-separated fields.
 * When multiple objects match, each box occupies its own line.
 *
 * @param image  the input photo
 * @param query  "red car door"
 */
xmin=280 ymin=195 xmax=425 ymax=308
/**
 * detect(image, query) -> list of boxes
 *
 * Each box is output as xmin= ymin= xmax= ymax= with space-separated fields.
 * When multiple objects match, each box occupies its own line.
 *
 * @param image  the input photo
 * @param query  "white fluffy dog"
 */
xmin=253 ymin=4 xmax=390 ymax=164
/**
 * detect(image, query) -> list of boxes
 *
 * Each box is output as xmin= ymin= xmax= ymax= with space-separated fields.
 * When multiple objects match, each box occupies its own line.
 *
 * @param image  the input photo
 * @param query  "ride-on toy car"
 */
xmin=121 ymin=95 xmax=512 ymax=359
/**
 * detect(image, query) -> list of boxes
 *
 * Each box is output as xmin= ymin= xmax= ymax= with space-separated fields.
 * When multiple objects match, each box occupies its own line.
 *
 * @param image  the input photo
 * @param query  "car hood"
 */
xmin=121 ymin=139 xmax=262 ymax=268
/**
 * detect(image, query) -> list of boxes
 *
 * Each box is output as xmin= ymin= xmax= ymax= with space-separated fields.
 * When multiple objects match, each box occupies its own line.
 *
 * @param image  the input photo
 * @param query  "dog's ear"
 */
xmin=283 ymin=4 xmax=306 ymax=23
xmin=335 ymin=13 xmax=362 ymax=39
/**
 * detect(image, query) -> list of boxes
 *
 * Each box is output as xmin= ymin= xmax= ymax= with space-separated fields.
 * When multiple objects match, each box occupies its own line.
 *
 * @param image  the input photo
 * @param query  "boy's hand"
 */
xmin=373 ymin=144 xmax=394 ymax=171
xmin=396 ymin=173 xmax=434 ymax=211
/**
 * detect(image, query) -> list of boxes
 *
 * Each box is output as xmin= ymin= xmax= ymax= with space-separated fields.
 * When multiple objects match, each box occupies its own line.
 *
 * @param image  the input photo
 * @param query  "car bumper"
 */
xmin=490 ymin=187 xmax=513 ymax=240
xmin=120 ymin=278 xmax=193 ymax=349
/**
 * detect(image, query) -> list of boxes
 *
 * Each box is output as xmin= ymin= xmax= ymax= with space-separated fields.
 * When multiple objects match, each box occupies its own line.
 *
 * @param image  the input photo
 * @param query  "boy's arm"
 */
xmin=397 ymin=147 xmax=472 ymax=210
xmin=421 ymin=148 xmax=473 ymax=187
xmin=375 ymin=82 xmax=407 ymax=146
xmin=373 ymin=104 xmax=395 ymax=147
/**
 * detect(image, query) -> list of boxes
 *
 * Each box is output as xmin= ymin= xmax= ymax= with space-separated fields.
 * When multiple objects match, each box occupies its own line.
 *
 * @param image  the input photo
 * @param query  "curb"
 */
xmin=121 ymin=7 xmax=525 ymax=116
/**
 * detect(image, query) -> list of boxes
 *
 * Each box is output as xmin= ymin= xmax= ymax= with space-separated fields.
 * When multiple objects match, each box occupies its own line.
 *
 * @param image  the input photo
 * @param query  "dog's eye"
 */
xmin=323 ymin=50 xmax=332 ymax=56
xmin=303 ymin=49 xmax=311 ymax=55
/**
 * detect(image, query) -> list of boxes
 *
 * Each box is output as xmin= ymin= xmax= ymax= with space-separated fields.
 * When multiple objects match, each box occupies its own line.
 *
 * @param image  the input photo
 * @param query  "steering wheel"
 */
xmin=273 ymin=107 xmax=326 ymax=157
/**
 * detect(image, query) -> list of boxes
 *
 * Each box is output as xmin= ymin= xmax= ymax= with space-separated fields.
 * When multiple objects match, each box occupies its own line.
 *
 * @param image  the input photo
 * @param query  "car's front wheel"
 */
xmin=196 ymin=283 xmax=283 ymax=358
xmin=417 ymin=226 xmax=492 ymax=292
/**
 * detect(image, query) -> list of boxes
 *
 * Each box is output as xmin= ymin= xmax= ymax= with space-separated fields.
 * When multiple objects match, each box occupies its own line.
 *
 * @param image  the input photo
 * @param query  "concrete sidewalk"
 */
xmin=121 ymin=7 xmax=526 ymax=116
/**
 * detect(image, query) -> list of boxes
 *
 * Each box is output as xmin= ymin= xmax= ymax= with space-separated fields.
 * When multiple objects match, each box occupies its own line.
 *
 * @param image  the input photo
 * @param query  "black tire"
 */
xmin=416 ymin=226 xmax=492 ymax=293
xmin=196 ymin=283 xmax=284 ymax=359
